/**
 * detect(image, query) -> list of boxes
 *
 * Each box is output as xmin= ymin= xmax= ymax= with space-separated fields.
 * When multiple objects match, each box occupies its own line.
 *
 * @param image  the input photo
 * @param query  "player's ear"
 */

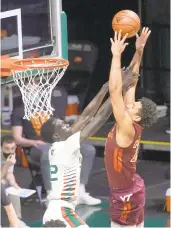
xmin=134 ymin=115 xmax=141 ymax=122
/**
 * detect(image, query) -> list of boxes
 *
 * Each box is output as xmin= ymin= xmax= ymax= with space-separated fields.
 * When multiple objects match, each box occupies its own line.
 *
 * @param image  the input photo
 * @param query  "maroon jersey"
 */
xmin=104 ymin=123 xmax=143 ymax=190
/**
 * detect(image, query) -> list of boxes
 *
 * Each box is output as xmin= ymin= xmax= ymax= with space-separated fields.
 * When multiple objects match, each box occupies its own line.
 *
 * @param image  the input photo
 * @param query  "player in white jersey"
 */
xmin=43 ymin=131 xmax=87 ymax=227
xmin=42 ymin=74 xmax=138 ymax=227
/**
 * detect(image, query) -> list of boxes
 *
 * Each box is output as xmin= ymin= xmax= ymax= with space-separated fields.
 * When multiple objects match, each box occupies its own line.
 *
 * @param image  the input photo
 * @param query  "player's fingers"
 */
xmin=122 ymin=33 xmax=128 ymax=43
xmin=144 ymin=28 xmax=148 ymax=35
xmin=141 ymin=27 xmax=145 ymax=35
xmin=136 ymin=33 xmax=139 ymax=38
xmin=124 ymin=43 xmax=129 ymax=48
xmin=110 ymin=38 xmax=113 ymax=43
xmin=118 ymin=30 xmax=122 ymax=40
xmin=110 ymin=38 xmax=114 ymax=45
xmin=146 ymin=30 xmax=151 ymax=38
xmin=114 ymin=31 xmax=118 ymax=41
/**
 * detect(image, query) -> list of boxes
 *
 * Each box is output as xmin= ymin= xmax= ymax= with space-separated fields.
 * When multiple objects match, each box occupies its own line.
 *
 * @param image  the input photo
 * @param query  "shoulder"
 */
xmin=66 ymin=132 xmax=81 ymax=148
xmin=67 ymin=132 xmax=81 ymax=142
xmin=117 ymin=112 xmax=135 ymax=137
xmin=116 ymin=120 xmax=136 ymax=148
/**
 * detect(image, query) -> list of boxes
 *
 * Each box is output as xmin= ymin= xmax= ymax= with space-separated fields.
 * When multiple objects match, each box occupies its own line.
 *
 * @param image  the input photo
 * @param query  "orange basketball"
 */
xmin=112 ymin=10 xmax=141 ymax=38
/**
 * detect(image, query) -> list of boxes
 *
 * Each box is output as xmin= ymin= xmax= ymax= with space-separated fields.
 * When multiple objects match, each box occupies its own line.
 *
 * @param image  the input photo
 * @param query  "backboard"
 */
xmin=1 ymin=9 xmax=23 ymax=59
xmin=0 ymin=0 xmax=68 ymax=85
xmin=1 ymin=0 xmax=68 ymax=60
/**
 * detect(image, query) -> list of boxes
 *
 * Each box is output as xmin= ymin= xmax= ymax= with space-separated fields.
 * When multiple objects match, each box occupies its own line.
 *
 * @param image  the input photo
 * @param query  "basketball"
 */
xmin=112 ymin=10 xmax=141 ymax=38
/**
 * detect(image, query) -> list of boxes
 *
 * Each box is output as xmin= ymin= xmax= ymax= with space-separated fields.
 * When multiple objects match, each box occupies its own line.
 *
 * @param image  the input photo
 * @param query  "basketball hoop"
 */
xmin=11 ymin=58 xmax=69 ymax=120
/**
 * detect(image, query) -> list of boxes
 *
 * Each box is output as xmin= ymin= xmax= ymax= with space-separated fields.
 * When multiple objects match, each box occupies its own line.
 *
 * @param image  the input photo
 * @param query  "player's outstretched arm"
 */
xmin=71 ymin=81 xmax=109 ymax=133
xmin=129 ymin=27 xmax=151 ymax=74
xmin=109 ymin=31 xmax=134 ymax=137
xmin=124 ymin=27 xmax=151 ymax=105
xmin=80 ymin=97 xmax=112 ymax=143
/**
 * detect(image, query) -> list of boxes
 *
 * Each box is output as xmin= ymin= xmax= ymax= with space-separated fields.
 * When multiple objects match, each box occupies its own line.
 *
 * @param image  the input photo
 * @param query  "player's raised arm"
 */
xmin=80 ymin=97 xmax=112 ymax=143
xmin=71 ymin=81 xmax=109 ymax=133
xmin=109 ymin=31 xmax=134 ymax=137
xmin=124 ymin=27 xmax=151 ymax=105
xmin=129 ymin=27 xmax=151 ymax=73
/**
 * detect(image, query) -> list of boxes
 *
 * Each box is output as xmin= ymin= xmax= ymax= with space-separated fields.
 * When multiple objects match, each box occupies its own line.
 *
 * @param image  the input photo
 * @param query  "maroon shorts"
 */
xmin=109 ymin=174 xmax=145 ymax=226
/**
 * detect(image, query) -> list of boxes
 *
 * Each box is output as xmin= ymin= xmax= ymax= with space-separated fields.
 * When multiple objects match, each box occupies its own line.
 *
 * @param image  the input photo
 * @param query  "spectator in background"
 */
xmin=1 ymin=182 xmax=19 ymax=227
xmin=1 ymin=135 xmax=24 ymax=224
xmin=1 ymin=183 xmax=29 ymax=228
xmin=11 ymin=86 xmax=100 ymax=205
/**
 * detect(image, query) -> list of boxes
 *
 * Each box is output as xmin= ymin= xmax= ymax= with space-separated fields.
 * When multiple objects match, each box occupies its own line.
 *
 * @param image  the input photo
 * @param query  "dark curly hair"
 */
xmin=138 ymin=97 xmax=158 ymax=127
xmin=42 ymin=219 xmax=66 ymax=227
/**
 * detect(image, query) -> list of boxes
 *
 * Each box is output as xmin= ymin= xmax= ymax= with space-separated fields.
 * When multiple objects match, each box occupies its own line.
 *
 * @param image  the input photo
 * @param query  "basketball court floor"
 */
xmin=1 ymin=155 xmax=170 ymax=227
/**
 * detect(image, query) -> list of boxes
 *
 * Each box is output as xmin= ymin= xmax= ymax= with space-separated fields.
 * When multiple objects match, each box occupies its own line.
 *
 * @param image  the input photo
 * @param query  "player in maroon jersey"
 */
xmin=105 ymin=28 xmax=158 ymax=227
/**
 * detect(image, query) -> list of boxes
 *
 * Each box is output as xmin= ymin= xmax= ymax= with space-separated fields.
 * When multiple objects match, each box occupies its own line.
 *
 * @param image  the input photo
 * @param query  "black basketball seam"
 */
xmin=112 ymin=24 xmax=136 ymax=37
xmin=112 ymin=24 xmax=135 ymax=29
xmin=114 ymin=12 xmax=140 ymax=23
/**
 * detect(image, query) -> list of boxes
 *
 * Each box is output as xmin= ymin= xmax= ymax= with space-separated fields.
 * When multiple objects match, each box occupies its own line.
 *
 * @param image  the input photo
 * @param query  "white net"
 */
xmin=12 ymin=59 xmax=68 ymax=120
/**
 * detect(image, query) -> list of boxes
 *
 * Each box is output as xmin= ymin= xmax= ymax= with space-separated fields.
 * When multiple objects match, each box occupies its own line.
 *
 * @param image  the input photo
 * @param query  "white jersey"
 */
xmin=47 ymin=131 xmax=82 ymax=208
xmin=43 ymin=132 xmax=89 ymax=227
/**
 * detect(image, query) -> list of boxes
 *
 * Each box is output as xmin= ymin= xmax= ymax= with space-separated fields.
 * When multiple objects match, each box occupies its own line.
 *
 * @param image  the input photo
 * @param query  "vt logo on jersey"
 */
xmin=120 ymin=193 xmax=133 ymax=202
xmin=116 ymin=17 xmax=123 ymax=23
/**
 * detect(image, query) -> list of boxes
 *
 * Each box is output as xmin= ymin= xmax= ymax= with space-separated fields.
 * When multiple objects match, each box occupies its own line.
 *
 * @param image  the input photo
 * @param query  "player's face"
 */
xmin=61 ymin=123 xmax=71 ymax=132
xmin=53 ymin=121 xmax=72 ymax=141
xmin=126 ymin=101 xmax=142 ymax=122
xmin=60 ymin=123 xmax=72 ymax=140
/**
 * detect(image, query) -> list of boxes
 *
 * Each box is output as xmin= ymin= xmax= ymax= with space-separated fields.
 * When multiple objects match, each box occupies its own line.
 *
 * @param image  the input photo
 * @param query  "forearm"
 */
xmin=124 ymin=86 xmax=137 ymax=104
xmin=6 ymin=173 xmax=20 ymax=188
xmin=80 ymin=98 xmax=112 ymax=143
xmin=1 ymin=164 xmax=10 ymax=179
xmin=14 ymin=136 xmax=35 ymax=147
xmin=109 ymin=55 xmax=122 ymax=95
xmin=129 ymin=49 xmax=143 ymax=74
xmin=72 ymin=81 xmax=109 ymax=133
xmin=124 ymin=50 xmax=143 ymax=104
xmin=4 ymin=204 xmax=19 ymax=227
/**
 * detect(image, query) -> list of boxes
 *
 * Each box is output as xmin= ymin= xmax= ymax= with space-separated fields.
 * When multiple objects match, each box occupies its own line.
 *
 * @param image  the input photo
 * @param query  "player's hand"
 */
xmin=6 ymin=154 xmax=16 ymax=166
xmin=135 ymin=27 xmax=151 ymax=51
xmin=110 ymin=30 xmax=129 ymax=55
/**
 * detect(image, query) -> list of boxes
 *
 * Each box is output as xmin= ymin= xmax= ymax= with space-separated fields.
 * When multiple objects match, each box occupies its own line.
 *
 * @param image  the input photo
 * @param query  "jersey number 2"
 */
xmin=50 ymin=165 xmax=58 ymax=181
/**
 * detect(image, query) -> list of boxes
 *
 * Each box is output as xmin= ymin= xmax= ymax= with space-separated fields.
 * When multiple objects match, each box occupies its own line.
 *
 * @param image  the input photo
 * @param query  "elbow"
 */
xmin=109 ymin=86 xmax=122 ymax=96
xmin=12 ymin=135 xmax=21 ymax=145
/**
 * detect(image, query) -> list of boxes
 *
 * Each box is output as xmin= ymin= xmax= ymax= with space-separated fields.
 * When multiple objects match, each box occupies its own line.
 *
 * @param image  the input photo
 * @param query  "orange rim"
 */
xmin=12 ymin=57 xmax=69 ymax=70
xmin=0 ymin=55 xmax=13 ymax=77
